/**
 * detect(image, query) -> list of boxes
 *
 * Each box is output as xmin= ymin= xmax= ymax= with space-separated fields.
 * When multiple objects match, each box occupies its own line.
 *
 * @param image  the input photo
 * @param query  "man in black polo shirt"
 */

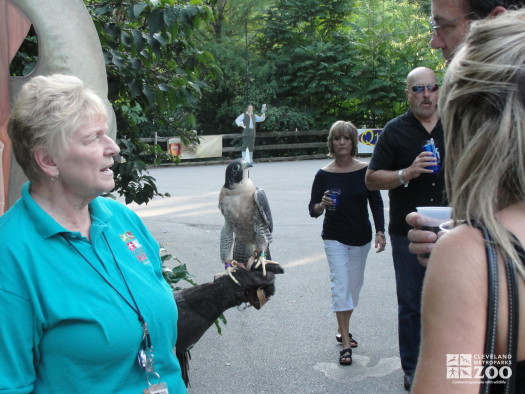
xmin=365 ymin=67 xmax=446 ymax=391
xmin=406 ymin=0 xmax=525 ymax=261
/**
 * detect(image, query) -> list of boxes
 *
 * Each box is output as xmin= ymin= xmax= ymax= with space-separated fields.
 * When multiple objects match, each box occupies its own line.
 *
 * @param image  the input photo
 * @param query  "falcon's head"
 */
xmin=223 ymin=158 xmax=253 ymax=190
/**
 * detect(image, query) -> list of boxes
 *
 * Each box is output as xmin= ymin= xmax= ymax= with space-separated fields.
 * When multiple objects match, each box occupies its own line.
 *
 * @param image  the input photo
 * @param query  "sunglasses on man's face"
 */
xmin=411 ymin=84 xmax=439 ymax=93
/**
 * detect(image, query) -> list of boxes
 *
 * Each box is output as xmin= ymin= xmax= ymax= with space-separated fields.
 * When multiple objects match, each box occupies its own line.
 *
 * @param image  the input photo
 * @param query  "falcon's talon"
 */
xmin=214 ymin=263 xmax=241 ymax=286
xmin=253 ymin=255 xmax=267 ymax=276
xmin=227 ymin=267 xmax=241 ymax=286
xmin=252 ymin=251 xmax=279 ymax=276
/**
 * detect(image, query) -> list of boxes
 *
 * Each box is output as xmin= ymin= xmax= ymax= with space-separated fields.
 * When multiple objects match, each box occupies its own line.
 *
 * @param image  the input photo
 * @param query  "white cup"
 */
xmin=416 ymin=206 xmax=452 ymax=258
xmin=416 ymin=206 xmax=453 ymax=233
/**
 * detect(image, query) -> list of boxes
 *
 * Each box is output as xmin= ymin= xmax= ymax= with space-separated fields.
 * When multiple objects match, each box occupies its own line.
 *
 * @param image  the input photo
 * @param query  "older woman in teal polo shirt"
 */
xmin=0 ymin=74 xmax=188 ymax=393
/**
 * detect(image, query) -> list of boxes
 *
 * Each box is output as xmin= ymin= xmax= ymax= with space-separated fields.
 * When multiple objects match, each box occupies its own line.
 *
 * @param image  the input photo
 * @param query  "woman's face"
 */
xmin=332 ymin=133 xmax=353 ymax=156
xmin=54 ymin=115 xmax=120 ymax=200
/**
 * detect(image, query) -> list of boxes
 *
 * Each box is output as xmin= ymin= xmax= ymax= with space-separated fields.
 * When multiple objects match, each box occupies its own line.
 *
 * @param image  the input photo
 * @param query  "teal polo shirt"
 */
xmin=0 ymin=182 xmax=186 ymax=393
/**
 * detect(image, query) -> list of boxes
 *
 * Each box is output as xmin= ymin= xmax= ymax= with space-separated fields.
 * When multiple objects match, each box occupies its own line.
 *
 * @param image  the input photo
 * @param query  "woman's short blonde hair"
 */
xmin=327 ymin=120 xmax=358 ymax=158
xmin=8 ymin=74 xmax=107 ymax=182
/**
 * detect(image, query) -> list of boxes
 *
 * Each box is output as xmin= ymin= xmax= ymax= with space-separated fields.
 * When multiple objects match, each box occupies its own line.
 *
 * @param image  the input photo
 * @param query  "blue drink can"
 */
xmin=422 ymin=139 xmax=441 ymax=174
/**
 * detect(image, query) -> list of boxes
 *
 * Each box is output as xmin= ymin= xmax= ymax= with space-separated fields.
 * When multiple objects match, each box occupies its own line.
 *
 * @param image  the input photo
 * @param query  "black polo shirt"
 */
xmin=368 ymin=110 xmax=447 ymax=236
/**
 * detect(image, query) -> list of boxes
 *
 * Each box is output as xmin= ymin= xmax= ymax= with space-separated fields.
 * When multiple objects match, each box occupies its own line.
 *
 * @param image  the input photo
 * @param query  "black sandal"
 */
xmin=335 ymin=332 xmax=358 ymax=348
xmin=339 ymin=348 xmax=353 ymax=365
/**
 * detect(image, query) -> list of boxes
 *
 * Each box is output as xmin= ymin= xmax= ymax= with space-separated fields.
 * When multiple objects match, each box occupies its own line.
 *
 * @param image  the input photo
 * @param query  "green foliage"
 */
xmin=104 ymin=98 xmax=177 ymax=204
xmin=111 ymin=137 xmax=176 ymax=205
xmin=87 ymin=0 xmax=220 ymax=131
xmin=161 ymin=249 xmax=198 ymax=290
xmin=192 ymin=0 xmax=273 ymax=134
xmin=85 ymin=0 xmax=221 ymax=204
xmin=260 ymin=106 xmax=314 ymax=132
xmin=261 ymin=0 xmax=354 ymax=40
xmin=9 ymin=27 xmax=37 ymax=76
xmin=254 ymin=0 xmax=357 ymax=125
xmin=11 ymin=0 xmax=447 ymax=173
xmin=194 ymin=0 xmax=444 ymax=132
xmin=266 ymin=39 xmax=356 ymax=111
xmin=344 ymin=0 xmax=443 ymax=127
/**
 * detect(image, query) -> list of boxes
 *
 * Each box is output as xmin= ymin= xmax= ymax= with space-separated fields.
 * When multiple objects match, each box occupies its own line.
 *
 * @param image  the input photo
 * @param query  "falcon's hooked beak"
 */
xmin=223 ymin=158 xmax=253 ymax=190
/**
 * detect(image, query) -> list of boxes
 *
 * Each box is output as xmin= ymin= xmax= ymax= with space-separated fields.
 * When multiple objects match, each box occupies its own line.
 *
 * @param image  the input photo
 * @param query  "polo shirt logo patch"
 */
xmin=119 ymin=231 xmax=151 ymax=265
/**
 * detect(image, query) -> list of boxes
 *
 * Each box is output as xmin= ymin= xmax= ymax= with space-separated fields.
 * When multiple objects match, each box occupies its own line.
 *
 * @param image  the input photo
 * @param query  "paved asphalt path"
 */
xmin=127 ymin=158 xmax=408 ymax=394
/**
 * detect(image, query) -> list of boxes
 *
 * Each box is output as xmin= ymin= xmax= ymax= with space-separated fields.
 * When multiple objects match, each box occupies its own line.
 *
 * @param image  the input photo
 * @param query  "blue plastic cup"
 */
xmin=326 ymin=189 xmax=341 ymax=211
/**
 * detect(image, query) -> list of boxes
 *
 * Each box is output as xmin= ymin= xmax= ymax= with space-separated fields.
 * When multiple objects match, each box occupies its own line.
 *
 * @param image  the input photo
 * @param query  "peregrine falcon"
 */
xmin=219 ymin=158 xmax=279 ymax=275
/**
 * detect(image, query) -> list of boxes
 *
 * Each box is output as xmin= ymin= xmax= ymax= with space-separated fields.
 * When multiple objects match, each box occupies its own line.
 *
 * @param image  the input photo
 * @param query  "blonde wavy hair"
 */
xmin=327 ymin=120 xmax=358 ymax=158
xmin=439 ymin=8 xmax=525 ymax=276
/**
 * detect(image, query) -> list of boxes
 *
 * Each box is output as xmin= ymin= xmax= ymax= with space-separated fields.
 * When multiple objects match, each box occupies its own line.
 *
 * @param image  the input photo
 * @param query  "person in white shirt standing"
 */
xmin=235 ymin=104 xmax=266 ymax=161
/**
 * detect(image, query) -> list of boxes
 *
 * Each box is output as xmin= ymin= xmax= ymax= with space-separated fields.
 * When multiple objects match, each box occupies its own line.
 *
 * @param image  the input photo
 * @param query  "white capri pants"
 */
xmin=323 ymin=239 xmax=371 ymax=312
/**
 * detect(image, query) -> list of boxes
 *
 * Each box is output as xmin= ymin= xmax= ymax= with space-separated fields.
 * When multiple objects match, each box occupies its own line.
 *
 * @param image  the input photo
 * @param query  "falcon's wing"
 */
xmin=254 ymin=188 xmax=273 ymax=233
xmin=220 ymin=219 xmax=235 ymax=262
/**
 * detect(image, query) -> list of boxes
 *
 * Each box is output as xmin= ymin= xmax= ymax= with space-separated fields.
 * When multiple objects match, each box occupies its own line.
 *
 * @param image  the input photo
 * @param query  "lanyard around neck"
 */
xmin=61 ymin=231 xmax=159 ymax=380
xmin=61 ymin=232 xmax=146 ymax=326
